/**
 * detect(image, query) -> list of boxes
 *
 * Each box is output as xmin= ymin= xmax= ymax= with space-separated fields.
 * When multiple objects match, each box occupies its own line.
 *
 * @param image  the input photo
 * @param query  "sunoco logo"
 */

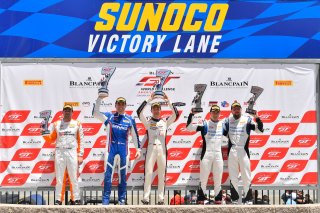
xmin=69 ymin=77 xmax=101 ymax=88
xmin=210 ymin=77 xmax=249 ymax=88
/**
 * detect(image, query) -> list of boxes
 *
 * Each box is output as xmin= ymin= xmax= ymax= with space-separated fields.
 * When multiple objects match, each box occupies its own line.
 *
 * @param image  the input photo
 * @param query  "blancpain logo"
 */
xmin=30 ymin=177 xmax=50 ymax=182
xmin=11 ymin=164 xmax=31 ymax=170
xmin=69 ymin=77 xmax=101 ymax=88
xmin=84 ymin=140 xmax=92 ymax=144
xmin=182 ymin=176 xmax=199 ymax=182
xmin=261 ymin=163 xmax=279 ymax=169
xmin=132 ymin=176 xmax=144 ymax=181
xmin=101 ymin=101 xmax=113 ymax=106
xmin=34 ymin=115 xmax=52 ymax=119
xmin=167 ymin=164 xmax=181 ymax=169
xmin=210 ymin=77 xmax=249 ymax=88
xmin=84 ymin=115 xmax=95 ymax=119
xmin=249 ymin=151 xmax=260 ymax=156
xmin=192 ymin=153 xmax=201 ymax=157
xmin=172 ymin=139 xmax=192 ymax=144
xmin=2 ymin=127 xmax=20 ymax=132
xmin=270 ymin=138 xmax=289 ymax=144
xmin=82 ymin=102 xmax=91 ymax=107
xmin=281 ymin=114 xmax=300 ymax=119
xmin=42 ymin=152 xmax=55 ymax=157
xmin=290 ymin=151 xmax=308 ymax=156
xmin=280 ymin=176 xmax=299 ymax=181
xmin=82 ymin=177 xmax=100 ymax=182
xmin=22 ymin=139 xmax=41 ymax=144
xmin=92 ymin=152 xmax=105 ymax=157
xmin=184 ymin=115 xmax=201 ymax=119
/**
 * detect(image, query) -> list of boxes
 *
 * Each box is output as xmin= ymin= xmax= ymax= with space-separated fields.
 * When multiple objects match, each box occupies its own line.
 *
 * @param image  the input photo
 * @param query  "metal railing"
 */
xmin=0 ymin=185 xmax=317 ymax=205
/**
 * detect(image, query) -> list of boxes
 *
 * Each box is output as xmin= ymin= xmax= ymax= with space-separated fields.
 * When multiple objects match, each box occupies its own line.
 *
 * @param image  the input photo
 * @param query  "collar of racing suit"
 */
xmin=151 ymin=117 xmax=161 ymax=122
xmin=114 ymin=112 xmax=125 ymax=117
xmin=209 ymin=118 xmax=219 ymax=123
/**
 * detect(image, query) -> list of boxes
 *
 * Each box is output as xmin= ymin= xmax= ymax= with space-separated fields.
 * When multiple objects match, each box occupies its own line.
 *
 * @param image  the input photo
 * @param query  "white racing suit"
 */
xmin=43 ymin=119 xmax=84 ymax=202
xmin=223 ymin=115 xmax=263 ymax=202
xmin=137 ymin=99 xmax=179 ymax=203
xmin=186 ymin=113 xmax=224 ymax=201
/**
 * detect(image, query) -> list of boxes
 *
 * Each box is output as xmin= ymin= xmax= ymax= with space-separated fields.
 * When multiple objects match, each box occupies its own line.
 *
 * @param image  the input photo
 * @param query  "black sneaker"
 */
xmin=69 ymin=199 xmax=75 ymax=205
xmin=157 ymin=201 xmax=164 ymax=205
xmin=141 ymin=200 xmax=149 ymax=205
xmin=74 ymin=200 xmax=82 ymax=205
xmin=54 ymin=200 xmax=62 ymax=205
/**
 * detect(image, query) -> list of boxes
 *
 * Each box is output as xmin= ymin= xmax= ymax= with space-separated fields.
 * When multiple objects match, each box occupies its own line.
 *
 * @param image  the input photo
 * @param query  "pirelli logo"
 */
xmin=64 ymin=102 xmax=80 ymax=107
xmin=23 ymin=80 xmax=43 ymax=86
xmin=274 ymin=80 xmax=293 ymax=86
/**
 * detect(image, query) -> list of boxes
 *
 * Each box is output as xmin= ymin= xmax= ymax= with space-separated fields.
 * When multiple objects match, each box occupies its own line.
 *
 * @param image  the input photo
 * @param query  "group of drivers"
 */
xmin=43 ymin=92 xmax=264 ymax=205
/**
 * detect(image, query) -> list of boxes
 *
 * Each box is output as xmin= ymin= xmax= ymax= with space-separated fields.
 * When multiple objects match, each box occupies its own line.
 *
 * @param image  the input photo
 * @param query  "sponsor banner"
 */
xmin=0 ymin=63 xmax=317 ymax=187
xmin=0 ymin=1 xmax=320 ymax=58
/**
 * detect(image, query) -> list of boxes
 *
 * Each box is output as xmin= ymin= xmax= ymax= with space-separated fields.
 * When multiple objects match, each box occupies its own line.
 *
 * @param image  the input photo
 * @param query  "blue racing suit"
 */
xmin=93 ymin=98 xmax=140 ymax=204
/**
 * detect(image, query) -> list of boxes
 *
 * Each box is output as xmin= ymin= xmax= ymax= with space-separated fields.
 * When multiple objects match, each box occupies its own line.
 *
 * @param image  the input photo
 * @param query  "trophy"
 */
xmin=245 ymin=86 xmax=264 ymax=115
xmin=98 ymin=66 xmax=116 ymax=98
xmin=191 ymin=84 xmax=207 ymax=113
xmin=39 ymin=110 xmax=52 ymax=135
xmin=154 ymin=69 xmax=172 ymax=99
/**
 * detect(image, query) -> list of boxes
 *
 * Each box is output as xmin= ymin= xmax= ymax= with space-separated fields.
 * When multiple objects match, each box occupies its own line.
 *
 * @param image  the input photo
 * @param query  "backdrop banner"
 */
xmin=0 ymin=63 xmax=317 ymax=187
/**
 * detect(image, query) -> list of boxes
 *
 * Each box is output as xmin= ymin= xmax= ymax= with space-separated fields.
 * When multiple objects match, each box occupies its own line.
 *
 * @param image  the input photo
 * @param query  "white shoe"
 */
xmin=231 ymin=200 xmax=239 ymax=205
xmin=203 ymin=200 xmax=210 ymax=205
xmin=245 ymin=200 xmax=253 ymax=205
